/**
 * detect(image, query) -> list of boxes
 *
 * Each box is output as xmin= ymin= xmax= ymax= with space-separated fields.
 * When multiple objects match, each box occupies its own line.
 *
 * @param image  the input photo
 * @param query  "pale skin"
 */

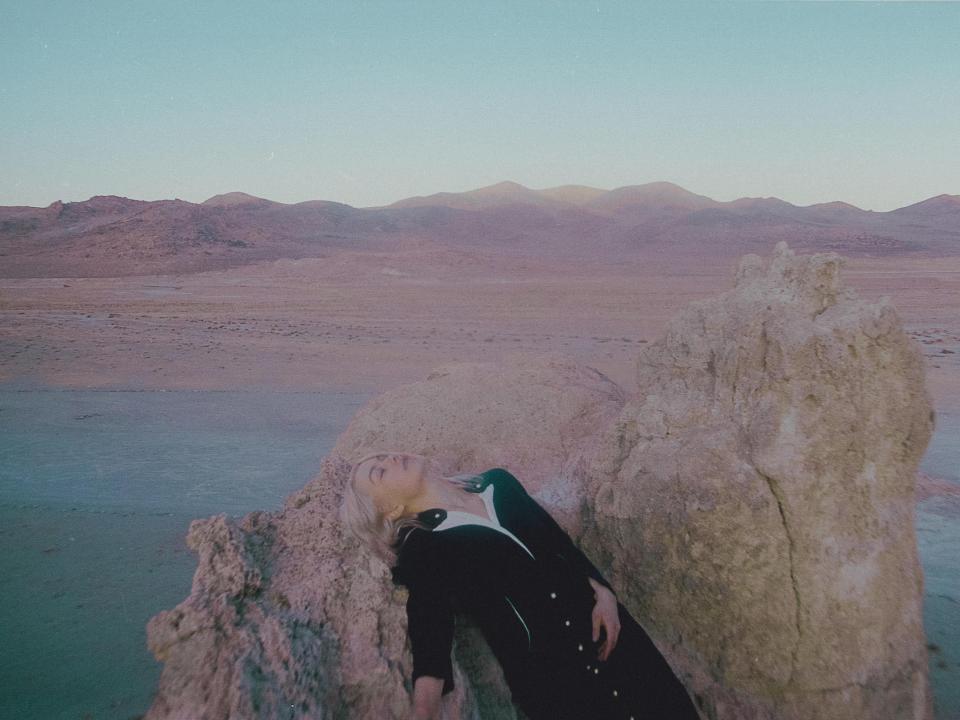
xmin=353 ymin=452 xmax=620 ymax=720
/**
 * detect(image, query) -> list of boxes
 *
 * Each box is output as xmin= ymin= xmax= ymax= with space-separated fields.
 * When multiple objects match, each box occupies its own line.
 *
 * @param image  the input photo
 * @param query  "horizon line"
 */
xmin=4 ymin=179 xmax=958 ymax=214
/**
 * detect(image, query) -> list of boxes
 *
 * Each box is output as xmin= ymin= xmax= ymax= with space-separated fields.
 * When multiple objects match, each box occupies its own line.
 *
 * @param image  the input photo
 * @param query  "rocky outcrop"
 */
xmin=584 ymin=242 xmax=935 ymax=719
xmin=144 ymin=241 xmax=934 ymax=719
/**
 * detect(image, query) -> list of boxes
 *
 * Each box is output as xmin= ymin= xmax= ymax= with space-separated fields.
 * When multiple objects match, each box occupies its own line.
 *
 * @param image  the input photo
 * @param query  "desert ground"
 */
xmin=1 ymin=246 xmax=958 ymax=410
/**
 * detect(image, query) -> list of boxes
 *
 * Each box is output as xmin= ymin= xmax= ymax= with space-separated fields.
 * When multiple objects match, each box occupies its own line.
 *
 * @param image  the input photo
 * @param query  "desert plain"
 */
xmin=2 ymin=245 xmax=958 ymax=403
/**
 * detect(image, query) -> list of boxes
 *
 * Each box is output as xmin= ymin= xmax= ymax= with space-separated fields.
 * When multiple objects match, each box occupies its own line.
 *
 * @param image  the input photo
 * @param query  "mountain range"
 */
xmin=1 ymin=181 xmax=958 ymax=277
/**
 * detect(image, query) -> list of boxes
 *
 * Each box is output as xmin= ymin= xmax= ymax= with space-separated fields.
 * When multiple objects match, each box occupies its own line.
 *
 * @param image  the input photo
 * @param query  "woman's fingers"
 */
xmin=592 ymin=591 xmax=621 ymax=660
xmin=597 ymin=615 xmax=621 ymax=661
xmin=601 ymin=623 xmax=620 ymax=660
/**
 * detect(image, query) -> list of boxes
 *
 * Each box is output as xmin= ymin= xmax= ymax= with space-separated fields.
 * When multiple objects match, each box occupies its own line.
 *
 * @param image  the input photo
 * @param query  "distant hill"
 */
xmin=1 ymin=182 xmax=957 ymax=277
xmin=200 ymin=191 xmax=278 ymax=208
xmin=889 ymin=194 xmax=960 ymax=220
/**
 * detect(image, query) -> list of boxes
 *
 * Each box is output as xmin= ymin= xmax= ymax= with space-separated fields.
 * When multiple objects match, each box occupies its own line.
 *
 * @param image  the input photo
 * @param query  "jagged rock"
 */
xmin=145 ymin=512 xmax=338 ymax=719
xmin=144 ymin=241 xmax=934 ymax=720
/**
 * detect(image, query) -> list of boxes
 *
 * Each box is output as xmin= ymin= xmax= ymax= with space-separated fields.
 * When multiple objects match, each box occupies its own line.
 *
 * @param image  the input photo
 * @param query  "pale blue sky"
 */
xmin=2 ymin=1 xmax=957 ymax=211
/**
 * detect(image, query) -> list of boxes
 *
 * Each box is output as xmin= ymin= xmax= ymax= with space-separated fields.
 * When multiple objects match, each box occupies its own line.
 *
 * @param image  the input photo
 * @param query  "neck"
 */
xmin=406 ymin=475 xmax=475 ymax=517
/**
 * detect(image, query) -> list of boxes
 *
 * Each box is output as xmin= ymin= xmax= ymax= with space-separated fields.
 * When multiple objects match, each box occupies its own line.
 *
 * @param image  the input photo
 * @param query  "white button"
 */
xmin=550 ymin=591 xmax=557 ymax=599
xmin=586 ymin=664 xmax=591 ymax=670
xmin=594 ymin=667 xmax=599 ymax=674
xmin=612 ymin=690 xmax=618 ymax=697
xmin=578 ymin=643 xmax=583 ymax=651
xmin=564 ymin=620 xmax=571 ymax=626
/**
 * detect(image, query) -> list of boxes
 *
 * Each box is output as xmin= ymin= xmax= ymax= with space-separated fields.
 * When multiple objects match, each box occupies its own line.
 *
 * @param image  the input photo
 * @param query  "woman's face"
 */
xmin=353 ymin=451 xmax=428 ymax=518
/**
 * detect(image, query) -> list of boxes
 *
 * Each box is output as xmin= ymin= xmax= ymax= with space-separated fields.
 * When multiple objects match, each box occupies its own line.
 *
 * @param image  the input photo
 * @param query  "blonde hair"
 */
xmin=339 ymin=451 xmax=484 ymax=568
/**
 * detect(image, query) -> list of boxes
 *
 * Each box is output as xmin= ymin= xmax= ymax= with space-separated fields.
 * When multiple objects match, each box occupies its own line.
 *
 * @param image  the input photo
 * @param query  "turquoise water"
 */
xmin=918 ymin=409 xmax=960 ymax=720
xmin=0 ymin=383 xmax=956 ymax=719
xmin=0 ymin=383 xmax=369 ymax=720
xmin=0 ymin=383 xmax=367 ymax=516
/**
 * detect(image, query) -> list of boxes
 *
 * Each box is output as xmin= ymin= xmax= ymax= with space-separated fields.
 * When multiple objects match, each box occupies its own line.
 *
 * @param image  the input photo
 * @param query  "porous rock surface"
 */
xmin=144 ymin=241 xmax=934 ymax=720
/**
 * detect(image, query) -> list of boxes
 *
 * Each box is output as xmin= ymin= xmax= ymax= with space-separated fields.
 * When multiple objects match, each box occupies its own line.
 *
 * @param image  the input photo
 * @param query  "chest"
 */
xmin=428 ymin=488 xmax=588 ymax=611
xmin=431 ymin=483 xmax=537 ymax=560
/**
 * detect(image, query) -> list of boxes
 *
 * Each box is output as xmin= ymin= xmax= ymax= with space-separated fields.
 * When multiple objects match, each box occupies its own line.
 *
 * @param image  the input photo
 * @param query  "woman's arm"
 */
xmin=411 ymin=676 xmax=444 ymax=719
xmin=393 ymin=532 xmax=456 ymax=706
xmin=490 ymin=467 xmax=616 ymax=596
xmin=490 ymin=468 xmax=623 ymax=661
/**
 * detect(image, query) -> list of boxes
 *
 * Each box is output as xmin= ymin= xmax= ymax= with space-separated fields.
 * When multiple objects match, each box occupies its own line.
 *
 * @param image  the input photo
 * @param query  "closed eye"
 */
xmin=368 ymin=456 xmax=388 ymax=485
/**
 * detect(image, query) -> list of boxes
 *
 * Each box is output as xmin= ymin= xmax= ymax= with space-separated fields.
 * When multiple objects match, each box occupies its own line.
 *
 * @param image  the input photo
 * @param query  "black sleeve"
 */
xmin=392 ymin=532 xmax=456 ymax=695
xmin=491 ymin=467 xmax=615 ymax=595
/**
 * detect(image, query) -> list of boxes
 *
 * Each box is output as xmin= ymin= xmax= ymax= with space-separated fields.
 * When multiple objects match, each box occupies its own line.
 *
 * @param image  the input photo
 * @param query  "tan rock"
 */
xmin=586 ymin=241 xmax=935 ymax=718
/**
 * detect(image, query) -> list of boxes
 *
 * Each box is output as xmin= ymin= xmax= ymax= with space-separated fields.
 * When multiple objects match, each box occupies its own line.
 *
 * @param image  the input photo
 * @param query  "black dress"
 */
xmin=389 ymin=467 xmax=701 ymax=720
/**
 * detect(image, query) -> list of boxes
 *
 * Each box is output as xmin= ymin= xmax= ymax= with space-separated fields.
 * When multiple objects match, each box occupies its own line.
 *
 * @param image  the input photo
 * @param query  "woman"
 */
xmin=341 ymin=451 xmax=701 ymax=720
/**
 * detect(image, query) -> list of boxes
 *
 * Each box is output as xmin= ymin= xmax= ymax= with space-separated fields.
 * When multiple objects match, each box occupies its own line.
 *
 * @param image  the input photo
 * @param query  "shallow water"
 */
xmin=0 ymin=384 xmax=956 ymax=719
xmin=917 ymin=409 xmax=960 ymax=720
xmin=919 ymin=496 xmax=960 ymax=720
xmin=0 ymin=383 xmax=365 ymax=516
xmin=0 ymin=506 xmax=198 ymax=720
xmin=0 ymin=383 xmax=369 ymax=720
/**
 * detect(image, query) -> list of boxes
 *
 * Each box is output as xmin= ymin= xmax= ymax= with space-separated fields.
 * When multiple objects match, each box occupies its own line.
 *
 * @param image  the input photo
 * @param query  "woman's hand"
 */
xmin=411 ymin=676 xmax=444 ymax=719
xmin=588 ymin=579 xmax=621 ymax=662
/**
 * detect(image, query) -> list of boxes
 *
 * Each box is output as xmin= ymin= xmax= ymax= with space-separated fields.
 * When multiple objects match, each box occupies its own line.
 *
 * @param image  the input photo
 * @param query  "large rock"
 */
xmin=585 ymin=241 xmax=935 ymax=718
xmin=144 ymin=241 xmax=934 ymax=719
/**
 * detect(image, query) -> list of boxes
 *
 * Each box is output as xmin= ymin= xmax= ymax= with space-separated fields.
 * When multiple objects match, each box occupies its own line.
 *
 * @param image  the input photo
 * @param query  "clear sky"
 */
xmin=2 ymin=1 xmax=958 ymax=212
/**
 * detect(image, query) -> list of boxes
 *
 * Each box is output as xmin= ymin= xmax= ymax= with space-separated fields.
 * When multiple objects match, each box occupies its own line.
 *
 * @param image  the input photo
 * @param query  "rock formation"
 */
xmin=145 ymin=241 xmax=934 ymax=719
xmin=584 ymin=242 xmax=935 ymax=718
